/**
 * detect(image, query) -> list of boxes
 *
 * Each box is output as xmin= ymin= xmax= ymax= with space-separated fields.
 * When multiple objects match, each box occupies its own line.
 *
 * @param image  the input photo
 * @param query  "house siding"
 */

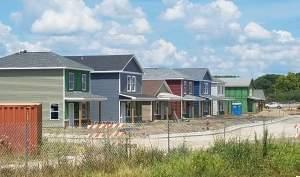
xmin=225 ymin=87 xmax=249 ymax=113
xmin=193 ymin=81 xmax=200 ymax=117
xmin=91 ymin=73 xmax=120 ymax=122
xmin=123 ymin=58 xmax=143 ymax=73
xmin=65 ymin=69 xmax=89 ymax=92
xmin=120 ymin=73 xmax=142 ymax=94
xmin=0 ymin=69 xmax=64 ymax=127
xmin=166 ymin=80 xmax=182 ymax=118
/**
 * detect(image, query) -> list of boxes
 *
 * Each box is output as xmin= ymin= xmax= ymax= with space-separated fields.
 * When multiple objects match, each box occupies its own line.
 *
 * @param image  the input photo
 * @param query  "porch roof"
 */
xmin=119 ymin=93 xmax=157 ymax=101
xmin=157 ymin=92 xmax=182 ymax=101
xmin=202 ymin=95 xmax=234 ymax=101
xmin=183 ymin=95 xmax=205 ymax=101
xmin=65 ymin=92 xmax=107 ymax=101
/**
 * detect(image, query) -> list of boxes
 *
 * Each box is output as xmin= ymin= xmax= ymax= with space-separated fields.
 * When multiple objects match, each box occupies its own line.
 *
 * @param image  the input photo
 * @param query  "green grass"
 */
xmin=0 ymin=137 xmax=299 ymax=177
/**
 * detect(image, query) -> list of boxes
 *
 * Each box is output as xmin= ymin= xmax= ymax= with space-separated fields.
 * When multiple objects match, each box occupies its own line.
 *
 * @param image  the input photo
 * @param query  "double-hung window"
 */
xmin=131 ymin=76 xmax=136 ymax=92
xmin=127 ymin=75 xmax=136 ymax=92
xmin=189 ymin=82 xmax=193 ymax=94
xmin=69 ymin=72 xmax=75 ymax=91
xmin=50 ymin=104 xmax=59 ymax=120
xmin=82 ymin=74 xmax=87 ymax=91
xmin=183 ymin=81 xmax=187 ymax=94
xmin=204 ymin=83 xmax=209 ymax=94
xmin=127 ymin=76 xmax=132 ymax=92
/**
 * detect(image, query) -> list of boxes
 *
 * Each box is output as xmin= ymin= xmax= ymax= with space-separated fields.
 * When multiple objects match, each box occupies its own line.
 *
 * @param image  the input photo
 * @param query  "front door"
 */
xmin=120 ymin=102 xmax=126 ymax=123
xmin=68 ymin=103 xmax=75 ymax=127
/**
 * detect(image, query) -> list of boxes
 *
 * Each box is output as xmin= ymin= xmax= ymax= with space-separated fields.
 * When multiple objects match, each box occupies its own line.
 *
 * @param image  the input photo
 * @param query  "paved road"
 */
xmin=132 ymin=116 xmax=300 ymax=150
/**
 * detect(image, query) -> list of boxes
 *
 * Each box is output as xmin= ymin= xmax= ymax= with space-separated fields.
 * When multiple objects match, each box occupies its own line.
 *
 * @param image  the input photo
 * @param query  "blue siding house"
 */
xmin=66 ymin=55 xmax=155 ymax=123
xmin=175 ymin=68 xmax=213 ymax=117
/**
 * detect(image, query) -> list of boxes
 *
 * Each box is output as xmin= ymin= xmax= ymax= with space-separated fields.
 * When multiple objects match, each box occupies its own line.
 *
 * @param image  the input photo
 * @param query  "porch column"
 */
xmin=131 ymin=102 xmax=135 ymax=123
xmin=79 ymin=102 xmax=82 ymax=128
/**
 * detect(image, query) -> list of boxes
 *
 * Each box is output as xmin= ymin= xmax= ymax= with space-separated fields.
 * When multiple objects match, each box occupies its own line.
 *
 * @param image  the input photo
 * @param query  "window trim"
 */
xmin=69 ymin=72 xmax=75 ymax=91
xmin=183 ymin=81 xmax=187 ymax=94
xmin=81 ymin=73 xmax=87 ymax=91
xmin=131 ymin=76 xmax=136 ymax=92
xmin=50 ymin=103 xmax=59 ymax=120
xmin=189 ymin=81 xmax=193 ymax=94
xmin=127 ymin=75 xmax=132 ymax=92
xmin=204 ymin=83 xmax=209 ymax=94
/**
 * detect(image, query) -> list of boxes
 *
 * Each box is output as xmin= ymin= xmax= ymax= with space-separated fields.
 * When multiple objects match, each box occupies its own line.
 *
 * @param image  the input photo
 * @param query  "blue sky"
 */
xmin=0 ymin=0 xmax=299 ymax=77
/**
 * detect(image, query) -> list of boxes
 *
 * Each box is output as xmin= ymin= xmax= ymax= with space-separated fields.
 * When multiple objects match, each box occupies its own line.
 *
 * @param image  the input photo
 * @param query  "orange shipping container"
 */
xmin=0 ymin=103 xmax=42 ymax=153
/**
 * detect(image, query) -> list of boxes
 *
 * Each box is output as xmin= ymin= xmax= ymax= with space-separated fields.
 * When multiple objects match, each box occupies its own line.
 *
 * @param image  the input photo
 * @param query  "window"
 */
xmin=222 ymin=86 xmax=224 ymax=95
xmin=127 ymin=75 xmax=137 ymax=92
xmin=127 ymin=76 xmax=132 ymax=92
xmin=204 ymin=83 xmax=209 ymax=94
xmin=69 ymin=72 xmax=75 ymax=91
xmin=189 ymin=82 xmax=193 ymax=94
xmin=50 ymin=104 xmax=59 ymax=120
xmin=155 ymin=101 xmax=160 ymax=115
xmin=217 ymin=86 xmax=221 ymax=95
xmin=82 ymin=74 xmax=87 ymax=91
xmin=131 ymin=76 xmax=136 ymax=92
xmin=183 ymin=81 xmax=187 ymax=94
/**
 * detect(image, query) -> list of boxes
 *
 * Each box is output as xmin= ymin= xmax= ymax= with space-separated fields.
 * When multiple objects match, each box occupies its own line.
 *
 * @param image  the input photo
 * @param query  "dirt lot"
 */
xmin=43 ymin=109 xmax=300 ymax=137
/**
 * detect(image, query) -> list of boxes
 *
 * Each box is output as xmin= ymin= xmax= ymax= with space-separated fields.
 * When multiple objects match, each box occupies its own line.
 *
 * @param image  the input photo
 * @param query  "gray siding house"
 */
xmin=0 ymin=51 xmax=106 ymax=127
xmin=66 ymin=55 xmax=155 ymax=123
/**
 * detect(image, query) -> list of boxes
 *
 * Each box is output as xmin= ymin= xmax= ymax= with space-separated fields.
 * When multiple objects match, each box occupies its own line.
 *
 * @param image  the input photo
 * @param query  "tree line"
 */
xmin=254 ymin=72 xmax=300 ymax=102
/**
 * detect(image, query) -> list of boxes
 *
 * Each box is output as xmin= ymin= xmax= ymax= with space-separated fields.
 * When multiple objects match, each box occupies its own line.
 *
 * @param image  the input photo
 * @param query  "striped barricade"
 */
xmin=87 ymin=123 xmax=125 ymax=139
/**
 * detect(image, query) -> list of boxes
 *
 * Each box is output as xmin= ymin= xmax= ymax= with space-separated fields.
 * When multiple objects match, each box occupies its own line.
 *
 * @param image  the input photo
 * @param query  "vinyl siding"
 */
xmin=123 ymin=58 xmax=143 ymax=73
xmin=65 ymin=69 xmax=89 ymax=92
xmin=193 ymin=81 xmax=200 ymax=117
xmin=120 ymin=73 xmax=142 ymax=94
xmin=0 ymin=69 xmax=64 ymax=127
xmin=91 ymin=73 xmax=120 ymax=122
xmin=166 ymin=80 xmax=182 ymax=118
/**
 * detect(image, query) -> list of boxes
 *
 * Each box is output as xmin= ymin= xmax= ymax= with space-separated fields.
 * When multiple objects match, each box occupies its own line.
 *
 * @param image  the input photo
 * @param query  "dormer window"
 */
xmin=82 ymin=74 xmax=87 ymax=91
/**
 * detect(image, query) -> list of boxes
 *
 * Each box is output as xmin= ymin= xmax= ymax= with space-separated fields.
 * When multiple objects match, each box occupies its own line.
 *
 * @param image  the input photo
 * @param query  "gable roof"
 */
xmin=142 ymin=80 xmax=172 ymax=96
xmin=0 ymin=52 xmax=92 ymax=71
xmin=143 ymin=68 xmax=189 ymax=80
xmin=65 ymin=54 xmax=143 ymax=73
xmin=174 ymin=68 xmax=212 ymax=81
xmin=220 ymin=77 xmax=253 ymax=87
xmin=252 ymin=89 xmax=266 ymax=100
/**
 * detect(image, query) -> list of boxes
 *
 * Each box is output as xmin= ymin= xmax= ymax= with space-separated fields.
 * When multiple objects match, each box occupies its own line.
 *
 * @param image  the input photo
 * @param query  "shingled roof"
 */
xmin=142 ymin=80 xmax=171 ymax=96
xmin=65 ymin=54 xmax=141 ymax=72
xmin=220 ymin=77 xmax=253 ymax=87
xmin=0 ymin=51 xmax=92 ymax=70
xmin=174 ymin=68 xmax=212 ymax=81
xmin=143 ymin=68 xmax=189 ymax=80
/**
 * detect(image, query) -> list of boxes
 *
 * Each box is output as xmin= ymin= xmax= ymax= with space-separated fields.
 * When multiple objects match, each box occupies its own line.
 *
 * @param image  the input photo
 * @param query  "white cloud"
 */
xmin=0 ymin=22 xmax=47 ymax=56
xmin=161 ymin=0 xmax=241 ymax=38
xmin=31 ymin=0 xmax=101 ymax=34
xmin=131 ymin=18 xmax=151 ymax=33
xmin=161 ymin=0 xmax=186 ymax=20
xmin=95 ymin=0 xmax=144 ymax=19
xmin=244 ymin=22 xmax=272 ymax=40
xmin=273 ymin=30 xmax=295 ymax=43
xmin=142 ymin=39 xmax=192 ymax=67
xmin=210 ymin=0 xmax=240 ymax=20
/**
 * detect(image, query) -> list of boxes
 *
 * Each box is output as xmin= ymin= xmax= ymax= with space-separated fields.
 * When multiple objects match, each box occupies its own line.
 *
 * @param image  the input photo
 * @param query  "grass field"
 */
xmin=1 ymin=132 xmax=299 ymax=177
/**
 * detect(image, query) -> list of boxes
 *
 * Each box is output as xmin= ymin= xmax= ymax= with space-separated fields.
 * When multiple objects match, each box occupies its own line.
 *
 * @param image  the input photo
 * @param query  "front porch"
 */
xmin=64 ymin=92 xmax=106 ymax=127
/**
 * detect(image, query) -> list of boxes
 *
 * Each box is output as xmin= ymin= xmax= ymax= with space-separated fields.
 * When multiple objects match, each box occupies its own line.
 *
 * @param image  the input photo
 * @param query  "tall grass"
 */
xmin=0 ymin=135 xmax=299 ymax=177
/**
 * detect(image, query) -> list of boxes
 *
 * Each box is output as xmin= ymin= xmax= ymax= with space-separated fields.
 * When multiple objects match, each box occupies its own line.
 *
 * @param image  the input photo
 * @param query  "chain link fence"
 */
xmin=0 ymin=115 xmax=299 ymax=175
